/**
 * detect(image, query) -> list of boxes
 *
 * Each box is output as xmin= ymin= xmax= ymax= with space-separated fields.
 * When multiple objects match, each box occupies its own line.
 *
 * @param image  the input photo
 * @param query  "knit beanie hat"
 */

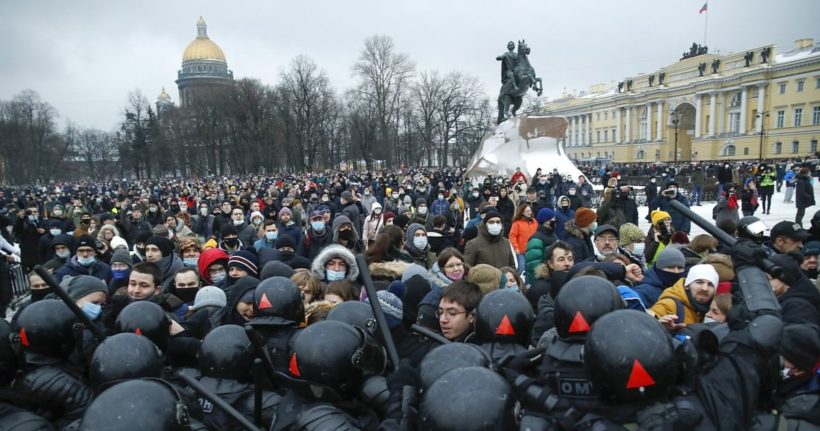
xmin=191 ymin=286 xmax=227 ymax=311
xmin=152 ymin=224 xmax=170 ymax=238
xmin=275 ymin=234 xmax=297 ymax=250
xmin=393 ymin=214 xmax=410 ymax=230
xmin=655 ymin=247 xmax=685 ymax=270
xmin=401 ymin=264 xmax=430 ymax=283
xmin=228 ymin=250 xmax=259 ymax=277
xmin=110 ymin=250 xmax=133 ymax=268
xmin=63 ymin=275 xmax=108 ymax=301
xmin=466 ymin=264 xmax=503 ymax=294
xmin=110 ymin=236 xmax=129 ymax=251
xmin=279 ymin=207 xmax=292 ymax=218
xmin=146 ymin=236 xmax=175 ymax=257
xmin=483 ymin=209 xmax=502 ymax=223
xmin=780 ymin=324 xmax=820 ymax=372
xmin=701 ymin=253 xmax=735 ymax=282
xmin=340 ymin=191 xmax=354 ymax=202
xmin=684 ymin=264 xmax=719 ymax=288
xmin=366 ymin=290 xmax=403 ymax=330
xmin=619 ymin=223 xmax=645 ymax=246
xmin=650 ymin=210 xmax=672 ymax=226
xmin=75 ymin=235 xmax=98 ymax=251
xmin=260 ymin=261 xmax=294 ymax=280
xmin=221 ymin=224 xmax=238 ymax=237
xmin=415 ymin=197 xmax=427 ymax=208
xmin=574 ymin=207 xmax=596 ymax=228
xmin=536 ymin=208 xmax=556 ymax=224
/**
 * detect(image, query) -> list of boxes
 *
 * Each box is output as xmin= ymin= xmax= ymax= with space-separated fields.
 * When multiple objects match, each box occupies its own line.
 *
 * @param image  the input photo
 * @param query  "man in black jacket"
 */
xmin=616 ymin=185 xmax=639 ymax=226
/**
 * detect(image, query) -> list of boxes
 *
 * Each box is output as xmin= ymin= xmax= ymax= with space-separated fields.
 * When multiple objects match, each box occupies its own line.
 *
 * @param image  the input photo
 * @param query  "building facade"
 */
xmin=172 ymin=17 xmax=234 ymax=108
xmin=542 ymin=39 xmax=820 ymax=164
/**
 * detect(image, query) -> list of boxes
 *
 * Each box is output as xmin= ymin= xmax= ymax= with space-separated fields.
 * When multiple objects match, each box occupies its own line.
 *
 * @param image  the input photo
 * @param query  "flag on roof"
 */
xmin=699 ymin=2 xmax=708 ymax=13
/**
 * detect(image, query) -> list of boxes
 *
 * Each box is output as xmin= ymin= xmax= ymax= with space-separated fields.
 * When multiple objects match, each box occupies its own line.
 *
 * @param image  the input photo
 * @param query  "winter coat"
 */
xmin=740 ymin=188 xmax=759 ymax=213
xmin=463 ymin=221 xmax=515 ymax=269
xmin=277 ymin=223 xmax=303 ymax=248
xmin=54 ymin=256 xmax=113 ymax=284
xmin=596 ymin=191 xmax=626 ymax=229
xmin=576 ymin=180 xmax=594 ymax=208
xmin=340 ymin=201 xmax=363 ymax=236
xmin=510 ymin=217 xmax=538 ymax=255
xmin=368 ymin=260 xmax=413 ymax=283
xmin=562 ymin=220 xmax=594 ymax=263
xmin=524 ymin=225 xmax=557 ymax=282
xmin=717 ymin=165 xmax=733 ymax=185
xmin=648 ymin=279 xmax=704 ymax=324
xmin=691 ymin=169 xmax=706 ymax=187
xmin=13 ymin=216 xmax=45 ymax=268
xmin=554 ymin=200 xmax=574 ymax=239
xmin=496 ymin=196 xmax=516 ymax=234
xmin=633 ymin=267 xmax=680 ymax=308
xmin=299 ymin=227 xmax=332 ymax=261
xmin=796 ymin=174 xmax=816 ymax=210
xmin=616 ymin=195 xmax=639 ymax=226
xmin=778 ymin=276 xmax=820 ymax=326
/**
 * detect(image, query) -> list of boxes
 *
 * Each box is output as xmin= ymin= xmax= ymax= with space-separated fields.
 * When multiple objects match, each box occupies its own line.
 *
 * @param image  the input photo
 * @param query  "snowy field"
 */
xmin=637 ymin=184 xmax=816 ymax=239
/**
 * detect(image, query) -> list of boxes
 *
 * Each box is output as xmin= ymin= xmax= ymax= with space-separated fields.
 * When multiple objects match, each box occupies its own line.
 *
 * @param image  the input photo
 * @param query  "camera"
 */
xmin=661 ymin=189 xmax=676 ymax=197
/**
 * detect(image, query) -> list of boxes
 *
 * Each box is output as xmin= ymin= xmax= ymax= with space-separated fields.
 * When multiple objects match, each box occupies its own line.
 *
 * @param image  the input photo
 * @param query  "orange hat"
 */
xmin=575 ymin=207 xmax=596 ymax=228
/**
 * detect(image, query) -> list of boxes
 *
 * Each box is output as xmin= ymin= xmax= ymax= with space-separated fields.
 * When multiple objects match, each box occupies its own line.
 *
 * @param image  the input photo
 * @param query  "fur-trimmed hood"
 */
xmin=563 ymin=219 xmax=588 ymax=240
xmin=534 ymin=263 xmax=551 ymax=280
xmin=368 ymin=260 xmax=412 ymax=280
xmin=311 ymin=244 xmax=359 ymax=282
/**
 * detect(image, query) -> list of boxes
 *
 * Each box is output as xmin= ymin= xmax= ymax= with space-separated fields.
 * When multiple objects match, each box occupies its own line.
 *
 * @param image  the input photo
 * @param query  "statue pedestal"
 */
xmin=464 ymin=115 xmax=584 ymax=183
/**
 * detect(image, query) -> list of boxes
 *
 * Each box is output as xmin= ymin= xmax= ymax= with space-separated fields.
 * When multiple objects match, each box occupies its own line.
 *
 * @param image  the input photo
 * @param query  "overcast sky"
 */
xmin=1 ymin=0 xmax=817 ymax=131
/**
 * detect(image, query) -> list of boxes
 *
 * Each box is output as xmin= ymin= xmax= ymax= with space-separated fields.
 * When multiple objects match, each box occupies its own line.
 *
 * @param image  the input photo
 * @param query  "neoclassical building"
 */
xmin=543 ymin=39 xmax=820 ymax=163
xmin=157 ymin=17 xmax=234 ymax=110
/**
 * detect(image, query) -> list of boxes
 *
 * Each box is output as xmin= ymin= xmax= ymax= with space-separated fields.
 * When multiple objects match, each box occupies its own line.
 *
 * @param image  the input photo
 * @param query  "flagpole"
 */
xmin=703 ymin=7 xmax=708 ymax=47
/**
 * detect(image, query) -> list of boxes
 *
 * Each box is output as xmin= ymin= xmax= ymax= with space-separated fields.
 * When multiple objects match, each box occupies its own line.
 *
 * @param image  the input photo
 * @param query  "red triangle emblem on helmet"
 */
xmin=289 ymin=353 xmax=301 ymax=377
xmin=626 ymin=359 xmax=656 ymax=389
xmin=259 ymin=293 xmax=272 ymax=310
xmin=568 ymin=311 xmax=591 ymax=333
xmin=495 ymin=315 xmax=516 ymax=336
xmin=134 ymin=328 xmax=142 ymax=336
xmin=19 ymin=328 xmax=29 ymax=347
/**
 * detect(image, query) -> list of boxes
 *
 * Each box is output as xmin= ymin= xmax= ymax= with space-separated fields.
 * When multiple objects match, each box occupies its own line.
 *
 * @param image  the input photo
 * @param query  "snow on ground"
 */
xmin=637 ymin=184 xmax=817 ymax=239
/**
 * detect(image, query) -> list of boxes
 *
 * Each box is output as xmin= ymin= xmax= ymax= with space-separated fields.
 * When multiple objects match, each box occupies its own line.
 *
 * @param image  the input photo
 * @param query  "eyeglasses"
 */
xmin=595 ymin=236 xmax=618 ymax=244
xmin=444 ymin=262 xmax=463 ymax=270
xmin=435 ymin=308 xmax=469 ymax=319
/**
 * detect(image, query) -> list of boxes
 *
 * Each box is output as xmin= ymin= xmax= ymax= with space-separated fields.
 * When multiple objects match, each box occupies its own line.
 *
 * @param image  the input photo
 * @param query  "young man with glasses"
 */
xmin=437 ymin=280 xmax=483 ymax=341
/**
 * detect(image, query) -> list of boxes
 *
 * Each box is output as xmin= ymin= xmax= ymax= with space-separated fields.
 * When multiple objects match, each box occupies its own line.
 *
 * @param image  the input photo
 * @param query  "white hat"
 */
xmin=684 ymin=264 xmax=718 ymax=289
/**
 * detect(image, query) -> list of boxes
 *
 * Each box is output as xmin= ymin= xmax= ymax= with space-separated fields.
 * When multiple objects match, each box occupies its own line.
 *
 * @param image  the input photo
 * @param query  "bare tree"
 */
xmin=409 ymin=71 xmax=444 ymax=166
xmin=438 ymin=71 xmax=483 ymax=166
xmin=70 ymin=127 xmax=119 ymax=180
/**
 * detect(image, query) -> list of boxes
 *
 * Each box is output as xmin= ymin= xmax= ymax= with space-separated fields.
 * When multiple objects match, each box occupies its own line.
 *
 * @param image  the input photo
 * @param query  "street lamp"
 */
xmin=671 ymin=108 xmax=681 ymax=163
xmin=757 ymin=111 xmax=769 ymax=161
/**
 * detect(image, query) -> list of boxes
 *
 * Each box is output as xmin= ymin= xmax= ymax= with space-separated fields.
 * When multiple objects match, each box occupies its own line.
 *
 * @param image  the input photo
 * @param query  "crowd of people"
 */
xmin=0 ymin=161 xmax=818 ymax=430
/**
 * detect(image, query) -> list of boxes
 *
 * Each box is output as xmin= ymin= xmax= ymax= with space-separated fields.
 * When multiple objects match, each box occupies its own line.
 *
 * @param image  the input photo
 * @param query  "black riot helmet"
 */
xmin=0 ymin=319 xmax=17 ymax=385
xmin=14 ymin=299 xmax=78 ymax=359
xmin=115 ymin=301 xmax=171 ymax=351
xmin=473 ymin=289 xmax=535 ymax=346
xmin=585 ymin=310 xmax=679 ymax=403
xmin=79 ymin=379 xmax=189 ymax=431
xmin=289 ymin=320 xmax=386 ymax=395
xmin=251 ymin=276 xmax=304 ymax=325
xmin=419 ymin=343 xmax=492 ymax=391
xmin=737 ymin=216 xmax=768 ymax=242
xmin=327 ymin=301 xmax=376 ymax=334
xmin=420 ymin=367 xmax=514 ymax=431
xmin=554 ymin=276 xmax=623 ymax=341
xmin=89 ymin=333 xmax=162 ymax=390
xmin=199 ymin=325 xmax=254 ymax=382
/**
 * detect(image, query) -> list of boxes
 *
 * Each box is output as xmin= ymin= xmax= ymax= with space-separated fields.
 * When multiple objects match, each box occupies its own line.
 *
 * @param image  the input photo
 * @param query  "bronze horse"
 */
xmin=497 ymin=40 xmax=543 ymax=124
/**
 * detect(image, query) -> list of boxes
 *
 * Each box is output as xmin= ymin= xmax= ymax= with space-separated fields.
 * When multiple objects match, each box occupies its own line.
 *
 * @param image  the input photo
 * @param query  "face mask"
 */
xmin=200 ymin=208 xmax=209 ymax=216
xmin=454 ymin=203 xmax=460 ymax=210
xmin=49 ymin=228 xmax=61 ymax=236
xmin=322 ymin=197 xmax=330 ymax=202
xmin=668 ymin=189 xmax=678 ymax=197
xmin=211 ymin=271 xmax=227 ymax=284
xmin=183 ymin=257 xmax=199 ymax=268
xmin=82 ymin=302 xmax=102 ymax=320
xmin=30 ymin=288 xmax=52 ymax=302
xmin=632 ymin=242 xmax=646 ymax=257
xmin=77 ymin=255 xmax=96 ymax=267
xmin=365 ymin=191 xmax=371 ymax=196
xmin=438 ymin=195 xmax=444 ymax=200
xmin=448 ymin=270 xmax=464 ymax=281
xmin=506 ymin=284 xmax=520 ymax=292
xmin=472 ymin=192 xmax=479 ymax=198
xmin=225 ymin=238 xmax=239 ymax=248
xmin=56 ymin=249 xmax=70 ymax=259
xmin=27 ymin=215 xmax=37 ymax=222
xmin=650 ymin=178 xmax=656 ymax=183
xmin=487 ymin=223 xmax=503 ymax=236
xmin=52 ymin=209 xmax=63 ymax=216
xmin=338 ymin=229 xmax=353 ymax=240
xmin=149 ymin=207 xmax=158 ymax=213
xmin=311 ymin=221 xmax=326 ymax=232
xmin=392 ymin=193 xmax=399 ymax=199
xmin=569 ymin=190 xmax=576 ymax=195
xmin=326 ymin=269 xmax=346 ymax=281
xmin=702 ymin=316 xmax=717 ymax=324
xmin=174 ymin=288 xmax=197 ymax=304
xmin=233 ymin=219 xmax=244 ymax=226
xmin=413 ymin=236 xmax=428 ymax=250
xmin=589 ymin=222 xmax=598 ymax=232
xmin=656 ymin=268 xmax=685 ymax=286
xmin=417 ymin=207 xmax=428 ymax=215
xmin=253 ymin=219 xmax=263 ymax=226
xmin=265 ymin=231 xmax=278 ymax=242
xmin=540 ymin=179 xmax=547 ymax=184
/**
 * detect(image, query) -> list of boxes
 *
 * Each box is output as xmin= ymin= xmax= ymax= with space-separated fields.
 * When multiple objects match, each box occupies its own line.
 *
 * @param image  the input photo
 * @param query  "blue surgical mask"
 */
xmin=487 ymin=223 xmax=503 ymax=236
xmin=77 ymin=256 xmax=96 ymax=267
xmin=311 ymin=221 xmax=326 ymax=232
xmin=632 ymin=243 xmax=646 ymax=257
xmin=326 ymin=269 xmax=346 ymax=281
xmin=112 ymin=268 xmax=131 ymax=281
xmin=49 ymin=228 xmax=62 ymax=236
xmin=413 ymin=236 xmax=428 ymax=250
xmin=265 ymin=231 xmax=278 ymax=242
xmin=82 ymin=302 xmax=102 ymax=320
xmin=211 ymin=271 xmax=226 ymax=284
xmin=183 ymin=257 xmax=198 ymax=268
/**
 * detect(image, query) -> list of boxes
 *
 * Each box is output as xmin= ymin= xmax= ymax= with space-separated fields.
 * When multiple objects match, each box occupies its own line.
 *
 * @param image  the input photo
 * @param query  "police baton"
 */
xmin=252 ymin=358 xmax=263 ymax=425
xmin=410 ymin=324 xmax=451 ymax=345
xmin=32 ymin=265 xmax=106 ymax=342
xmin=355 ymin=254 xmax=400 ymax=371
xmin=174 ymin=369 xmax=262 ymax=431
xmin=663 ymin=198 xmax=783 ymax=278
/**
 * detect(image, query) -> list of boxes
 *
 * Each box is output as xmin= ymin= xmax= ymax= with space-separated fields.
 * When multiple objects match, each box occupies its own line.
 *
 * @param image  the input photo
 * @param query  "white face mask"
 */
xmin=413 ymin=236 xmax=428 ymax=250
xmin=417 ymin=207 xmax=427 ymax=215
xmin=487 ymin=223 xmax=503 ymax=236
xmin=632 ymin=242 xmax=645 ymax=257
xmin=233 ymin=219 xmax=244 ymax=226
xmin=703 ymin=316 xmax=717 ymax=324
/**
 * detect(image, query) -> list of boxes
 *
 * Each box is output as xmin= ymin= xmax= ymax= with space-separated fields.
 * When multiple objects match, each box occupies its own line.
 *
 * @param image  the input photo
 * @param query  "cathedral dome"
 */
xmin=182 ymin=17 xmax=226 ymax=62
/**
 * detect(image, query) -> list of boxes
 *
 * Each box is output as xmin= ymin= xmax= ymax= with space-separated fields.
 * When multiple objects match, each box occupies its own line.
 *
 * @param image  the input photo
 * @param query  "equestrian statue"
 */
xmin=496 ymin=39 xmax=543 ymax=124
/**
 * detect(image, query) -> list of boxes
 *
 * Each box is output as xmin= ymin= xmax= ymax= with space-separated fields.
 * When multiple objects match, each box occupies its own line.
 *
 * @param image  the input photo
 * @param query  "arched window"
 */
xmin=722 ymin=145 xmax=736 ymax=156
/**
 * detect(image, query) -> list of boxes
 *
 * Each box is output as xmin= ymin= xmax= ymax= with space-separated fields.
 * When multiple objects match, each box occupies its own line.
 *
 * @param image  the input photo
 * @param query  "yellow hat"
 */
xmin=386 ymin=187 xmax=393 ymax=195
xmin=650 ymin=210 xmax=671 ymax=226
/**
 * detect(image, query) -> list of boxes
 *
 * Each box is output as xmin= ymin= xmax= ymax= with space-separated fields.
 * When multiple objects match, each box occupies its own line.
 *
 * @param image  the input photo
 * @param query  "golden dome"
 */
xmin=182 ymin=17 xmax=226 ymax=62
xmin=157 ymin=87 xmax=172 ymax=102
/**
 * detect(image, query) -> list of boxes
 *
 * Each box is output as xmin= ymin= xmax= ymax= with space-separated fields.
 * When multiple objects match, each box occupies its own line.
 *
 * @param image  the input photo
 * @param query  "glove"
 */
xmin=730 ymin=239 xmax=768 ymax=270
xmin=498 ymin=347 xmax=544 ymax=373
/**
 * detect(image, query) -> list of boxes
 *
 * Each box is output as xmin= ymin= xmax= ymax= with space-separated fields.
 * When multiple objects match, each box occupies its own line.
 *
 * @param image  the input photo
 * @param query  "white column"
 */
xmin=575 ymin=116 xmax=580 ymax=146
xmin=646 ymin=103 xmax=653 ymax=141
xmin=656 ymin=101 xmax=663 ymax=141
xmin=708 ymin=92 xmax=716 ymax=137
xmin=566 ymin=116 xmax=573 ymax=146
xmin=579 ymin=115 xmax=584 ymax=146
xmin=694 ymin=95 xmax=702 ymax=138
xmin=717 ymin=92 xmax=725 ymax=136
xmin=624 ymin=106 xmax=632 ymax=143
xmin=756 ymin=85 xmax=765 ymax=132
xmin=615 ymin=109 xmax=622 ymax=144
xmin=739 ymin=87 xmax=748 ymax=135
xmin=588 ymin=113 xmax=593 ymax=145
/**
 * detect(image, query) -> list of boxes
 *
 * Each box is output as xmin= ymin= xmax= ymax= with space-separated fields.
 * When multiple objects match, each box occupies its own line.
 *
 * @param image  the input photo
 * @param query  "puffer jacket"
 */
xmin=524 ymin=225 xmax=557 ymax=282
xmin=648 ymin=279 xmax=705 ymax=324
